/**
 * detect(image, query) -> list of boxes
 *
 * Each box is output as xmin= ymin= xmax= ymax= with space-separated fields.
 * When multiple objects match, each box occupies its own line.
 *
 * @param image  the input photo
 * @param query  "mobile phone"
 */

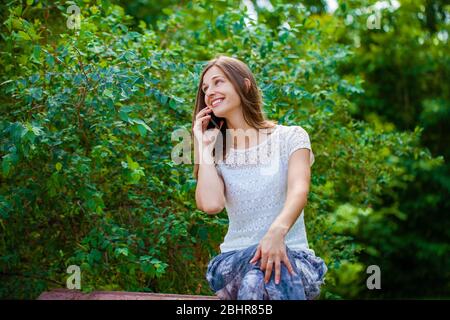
xmin=207 ymin=110 xmax=224 ymax=130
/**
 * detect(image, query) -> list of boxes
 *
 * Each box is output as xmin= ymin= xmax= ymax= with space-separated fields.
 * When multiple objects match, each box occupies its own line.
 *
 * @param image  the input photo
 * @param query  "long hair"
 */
xmin=191 ymin=55 xmax=277 ymax=180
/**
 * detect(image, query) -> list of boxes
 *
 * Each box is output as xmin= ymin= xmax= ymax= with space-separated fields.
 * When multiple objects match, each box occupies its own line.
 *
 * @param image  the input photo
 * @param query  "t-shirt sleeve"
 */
xmin=287 ymin=125 xmax=315 ymax=167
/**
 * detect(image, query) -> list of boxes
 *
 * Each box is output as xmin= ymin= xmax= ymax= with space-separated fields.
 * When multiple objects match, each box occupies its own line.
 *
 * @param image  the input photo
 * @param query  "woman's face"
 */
xmin=202 ymin=65 xmax=241 ymax=118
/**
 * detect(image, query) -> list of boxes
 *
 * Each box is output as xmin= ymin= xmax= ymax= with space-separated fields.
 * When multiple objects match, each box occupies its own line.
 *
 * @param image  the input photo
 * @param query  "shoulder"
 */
xmin=287 ymin=124 xmax=309 ymax=133
xmin=279 ymin=124 xmax=311 ymax=140
xmin=280 ymin=125 xmax=313 ymax=160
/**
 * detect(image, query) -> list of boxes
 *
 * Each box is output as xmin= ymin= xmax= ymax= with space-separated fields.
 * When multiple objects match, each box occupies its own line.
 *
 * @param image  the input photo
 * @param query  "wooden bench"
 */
xmin=37 ymin=288 xmax=219 ymax=300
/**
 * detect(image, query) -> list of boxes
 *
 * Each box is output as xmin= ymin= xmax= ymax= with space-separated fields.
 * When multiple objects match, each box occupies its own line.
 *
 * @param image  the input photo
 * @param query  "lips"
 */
xmin=211 ymin=97 xmax=225 ymax=108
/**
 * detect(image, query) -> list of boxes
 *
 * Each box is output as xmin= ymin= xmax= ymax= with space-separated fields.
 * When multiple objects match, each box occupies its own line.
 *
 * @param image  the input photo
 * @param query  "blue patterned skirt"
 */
xmin=206 ymin=243 xmax=328 ymax=300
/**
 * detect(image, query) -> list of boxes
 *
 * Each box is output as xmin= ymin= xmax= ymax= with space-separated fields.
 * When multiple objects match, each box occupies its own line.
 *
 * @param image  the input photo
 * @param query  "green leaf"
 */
xmin=45 ymin=54 xmax=55 ymax=67
xmin=17 ymin=31 xmax=31 ymax=40
xmin=32 ymin=45 xmax=41 ymax=63
xmin=119 ymin=111 xmax=129 ymax=122
xmin=115 ymin=247 xmax=129 ymax=257
xmin=126 ymin=155 xmax=139 ymax=170
xmin=132 ymin=119 xmax=152 ymax=132
xmin=2 ymin=155 xmax=12 ymax=177
xmin=103 ymin=88 xmax=113 ymax=98
xmin=162 ymin=8 xmax=173 ymax=15
xmin=136 ymin=124 xmax=147 ymax=137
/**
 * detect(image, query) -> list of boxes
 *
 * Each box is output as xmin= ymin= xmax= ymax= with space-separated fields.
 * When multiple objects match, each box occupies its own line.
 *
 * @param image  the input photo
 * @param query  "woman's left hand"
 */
xmin=249 ymin=229 xmax=297 ymax=285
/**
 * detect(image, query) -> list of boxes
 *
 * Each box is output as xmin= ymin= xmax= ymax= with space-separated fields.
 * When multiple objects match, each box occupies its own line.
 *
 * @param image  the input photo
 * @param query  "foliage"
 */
xmin=327 ymin=0 xmax=450 ymax=298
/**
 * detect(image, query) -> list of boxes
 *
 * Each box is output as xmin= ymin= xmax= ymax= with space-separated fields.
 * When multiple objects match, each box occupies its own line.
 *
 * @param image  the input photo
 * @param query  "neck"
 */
xmin=225 ymin=118 xmax=253 ymax=132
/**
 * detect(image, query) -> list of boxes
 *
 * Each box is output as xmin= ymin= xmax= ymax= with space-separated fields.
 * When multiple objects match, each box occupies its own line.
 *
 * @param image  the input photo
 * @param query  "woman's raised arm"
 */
xmin=193 ymin=107 xmax=225 ymax=214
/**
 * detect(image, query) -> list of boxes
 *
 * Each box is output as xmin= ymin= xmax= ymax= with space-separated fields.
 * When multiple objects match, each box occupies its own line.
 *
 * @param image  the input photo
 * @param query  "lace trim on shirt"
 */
xmin=216 ymin=129 xmax=283 ymax=168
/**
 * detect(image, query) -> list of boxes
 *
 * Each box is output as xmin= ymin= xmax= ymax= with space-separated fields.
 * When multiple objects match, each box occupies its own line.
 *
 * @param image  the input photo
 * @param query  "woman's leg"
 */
xmin=206 ymin=245 xmax=261 ymax=300
xmin=237 ymin=268 xmax=267 ymax=300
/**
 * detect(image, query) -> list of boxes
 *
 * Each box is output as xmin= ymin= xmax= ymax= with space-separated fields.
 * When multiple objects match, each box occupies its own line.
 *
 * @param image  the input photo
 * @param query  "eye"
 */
xmin=202 ymin=78 xmax=223 ymax=93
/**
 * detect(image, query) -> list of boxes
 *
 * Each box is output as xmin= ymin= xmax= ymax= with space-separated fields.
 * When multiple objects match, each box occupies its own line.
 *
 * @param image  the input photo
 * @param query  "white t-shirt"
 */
xmin=214 ymin=124 xmax=315 ymax=254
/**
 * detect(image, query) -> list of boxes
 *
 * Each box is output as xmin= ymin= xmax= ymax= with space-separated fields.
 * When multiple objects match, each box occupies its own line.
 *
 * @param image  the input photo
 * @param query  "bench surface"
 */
xmin=37 ymin=289 xmax=219 ymax=300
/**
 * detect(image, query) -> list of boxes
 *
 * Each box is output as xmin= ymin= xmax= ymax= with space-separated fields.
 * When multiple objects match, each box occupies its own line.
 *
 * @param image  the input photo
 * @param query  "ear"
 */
xmin=244 ymin=78 xmax=251 ymax=93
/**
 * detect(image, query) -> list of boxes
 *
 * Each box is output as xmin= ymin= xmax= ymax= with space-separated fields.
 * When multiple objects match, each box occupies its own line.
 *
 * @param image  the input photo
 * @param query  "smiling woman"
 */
xmin=191 ymin=55 xmax=327 ymax=300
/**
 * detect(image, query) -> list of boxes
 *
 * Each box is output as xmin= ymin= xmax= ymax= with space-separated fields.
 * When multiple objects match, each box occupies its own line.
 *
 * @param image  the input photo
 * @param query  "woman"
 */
xmin=191 ymin=55 xmax=327 ymax=300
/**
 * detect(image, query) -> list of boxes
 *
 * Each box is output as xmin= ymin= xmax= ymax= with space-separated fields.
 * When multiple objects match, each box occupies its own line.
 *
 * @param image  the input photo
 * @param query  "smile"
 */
xmin=211 ymin=98 xmax=224 ymax=108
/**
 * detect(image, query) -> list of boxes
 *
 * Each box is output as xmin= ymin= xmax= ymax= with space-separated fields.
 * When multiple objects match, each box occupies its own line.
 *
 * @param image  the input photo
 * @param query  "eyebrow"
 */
xmin=202 ymin=75 xmax=223 ymax=88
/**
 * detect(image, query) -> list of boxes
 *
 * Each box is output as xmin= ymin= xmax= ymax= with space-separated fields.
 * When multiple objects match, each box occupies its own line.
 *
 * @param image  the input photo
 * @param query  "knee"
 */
xmin=237 ymin=269 xmax=266 ymax=300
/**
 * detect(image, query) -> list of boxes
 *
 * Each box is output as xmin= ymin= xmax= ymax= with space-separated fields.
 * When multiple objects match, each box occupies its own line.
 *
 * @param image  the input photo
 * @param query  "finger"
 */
xmin=264 ymin=259 xmax=274 ymax=283
xmin=260 ymin=252 xmax=268 ymax=271
xmin=199 ymin=114 xmax=212 ymax=121
xmin=249 ymin=246 xmax=261 ymax=264
xmin=195 ymin=115 xmax=212 ymax=128
xmin=194 ymin=114 xmax=212 ymax=126
xmin=196 ymin=107 xmax=212 ymax=119
xmin=197 ymin=106 xmax=212 ymax=117
xmin=275 ymin=259 xmax=281 ymax=285
xmin=283 ymin=255 xmax=297 ymax=276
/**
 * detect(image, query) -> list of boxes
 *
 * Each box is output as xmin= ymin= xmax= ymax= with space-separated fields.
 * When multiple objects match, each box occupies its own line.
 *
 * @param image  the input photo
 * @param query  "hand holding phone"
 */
xmin=207 ymin=109 xmax=225 ymax=130
xmin=193 ymin=107 xmax=225 ymax=148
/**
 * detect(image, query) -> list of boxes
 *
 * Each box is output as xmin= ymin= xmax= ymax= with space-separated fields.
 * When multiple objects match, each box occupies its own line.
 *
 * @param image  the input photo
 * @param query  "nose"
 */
xmin=205 ymin=90 xmax=216 ymax=103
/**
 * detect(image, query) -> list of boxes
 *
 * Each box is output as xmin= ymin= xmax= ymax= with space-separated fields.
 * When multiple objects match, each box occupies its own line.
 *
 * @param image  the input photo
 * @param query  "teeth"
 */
xmin=212 ymin=99 xmax=223 ymax=107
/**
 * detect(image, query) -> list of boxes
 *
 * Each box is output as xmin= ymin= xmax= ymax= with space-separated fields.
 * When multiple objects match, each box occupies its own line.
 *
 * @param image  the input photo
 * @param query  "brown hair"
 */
xmin=191 ymin=55 xmax=277 ymax=180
